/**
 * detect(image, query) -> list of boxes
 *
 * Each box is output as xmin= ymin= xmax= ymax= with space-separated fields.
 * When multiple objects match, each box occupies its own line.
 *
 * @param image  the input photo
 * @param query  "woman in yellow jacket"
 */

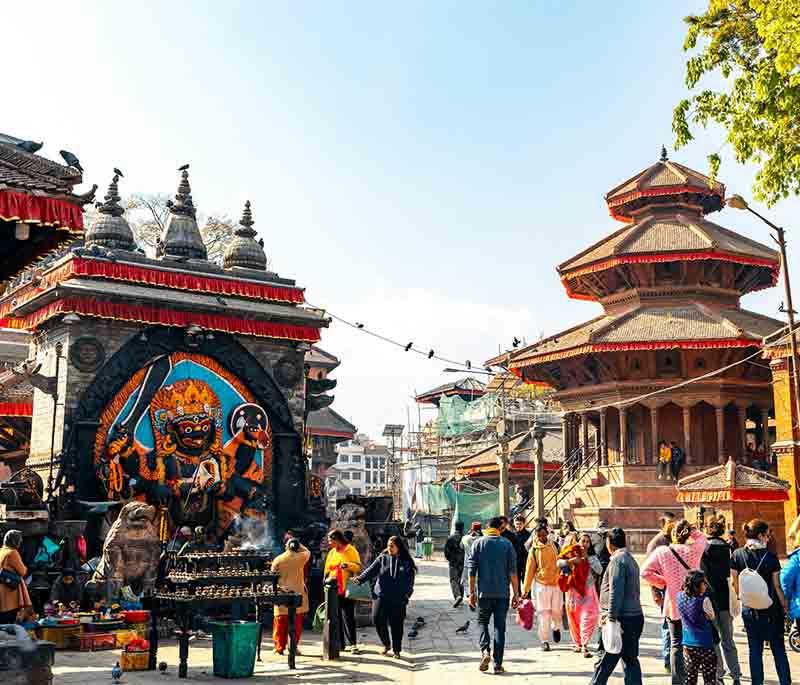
xmin=271 ymin=538 xmax=310 ymax=655
xmin=0 ymin=530 xmax=31 ymax=624
xmin=324 ymin=529 xmax=362 ymax=653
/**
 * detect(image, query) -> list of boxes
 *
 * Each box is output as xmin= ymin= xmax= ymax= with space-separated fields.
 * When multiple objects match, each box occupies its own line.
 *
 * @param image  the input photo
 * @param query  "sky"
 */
xmin=5 ymin=1 xmax=800 ymax=439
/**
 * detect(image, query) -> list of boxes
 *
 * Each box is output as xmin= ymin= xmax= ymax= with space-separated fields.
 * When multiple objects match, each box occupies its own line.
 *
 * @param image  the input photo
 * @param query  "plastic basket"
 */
xmin=115 ymin=630 xmax=145 ymax=649
xmin=121 ymin=650 xmax=150 ymax=671
xmin=72 ymin=631 xmax=117 ymax=651
xmin=40 ymin=625 xmax=81 ymax=650
xmin=209 ymin=621 xmax=259 ymax=679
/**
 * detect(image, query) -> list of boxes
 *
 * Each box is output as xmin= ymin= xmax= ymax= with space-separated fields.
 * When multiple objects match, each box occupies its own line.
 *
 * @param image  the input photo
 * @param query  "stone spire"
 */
xmin=223 ymin=200 xmax=267 ymax=271
xmin=85 ymin=172 xmax=135 ymax=251
xmin=160 ymin=168 xmax=207 ymax=260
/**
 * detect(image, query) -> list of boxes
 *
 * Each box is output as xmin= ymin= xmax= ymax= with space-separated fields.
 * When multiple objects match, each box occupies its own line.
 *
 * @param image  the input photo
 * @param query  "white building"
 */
xmin=326 ymin=434 xmax=389 ymax=507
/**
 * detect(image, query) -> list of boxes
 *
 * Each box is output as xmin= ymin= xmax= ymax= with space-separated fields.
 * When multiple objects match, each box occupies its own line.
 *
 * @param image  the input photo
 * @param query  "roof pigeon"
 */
xmin=512 ymin=337 xmax=521 ymax=348
xmin=111 ymin=661 xmax=123 ymax=683
xmin=455 ymin=620 xmax=470 ymax=634
xmin=178 ymin=163 xmax=190 ymax=171
xmin=16 ymin=140 xmax=42 ymax=154
xmin=113 ymin=167 xmax=124 ymax=178
xmin=404 ymin=342 xmax=413 ymax=351
xmin=59 ymin=150 xmax=83 ymax=173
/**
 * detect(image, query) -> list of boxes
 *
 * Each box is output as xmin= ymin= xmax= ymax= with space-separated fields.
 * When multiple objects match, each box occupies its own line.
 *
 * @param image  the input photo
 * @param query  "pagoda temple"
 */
xmin=499 ymin=150 xmax=785 ymax=543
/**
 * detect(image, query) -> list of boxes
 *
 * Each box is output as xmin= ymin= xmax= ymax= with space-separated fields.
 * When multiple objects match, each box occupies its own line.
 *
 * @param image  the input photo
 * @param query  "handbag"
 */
xmin=0 ymin=569 xmax=20 ymax=589
xmin=312 ymin=604 xmax=326 ymax=632
xmin=515 ymin=599 xmax=534 ymax=630
xmin=344 ymin=579 xmax=372 ymax=602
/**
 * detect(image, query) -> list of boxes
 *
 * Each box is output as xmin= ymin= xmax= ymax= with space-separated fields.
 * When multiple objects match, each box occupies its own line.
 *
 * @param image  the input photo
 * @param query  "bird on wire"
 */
xmin=113 ymin=167 xmax=124 ymax=178
xmin=466 ymin=360 xmax=472 ymax=369
xmin=178 ymin=163 xmax=190 ymax=171
xmin=428 ymin=350 xmax=435 ymax=359
xmin=59 ymin=149 xmax=83 ymax=172
xmin=455 ymin=620 xmax=470 ymax=634
xmin=355 ymin=322 xmax=365 ymax=329
xmin=16 ymin=140 xmax=42 ymax=154
xmin=404 ymin=342 xmax=413 ymax=351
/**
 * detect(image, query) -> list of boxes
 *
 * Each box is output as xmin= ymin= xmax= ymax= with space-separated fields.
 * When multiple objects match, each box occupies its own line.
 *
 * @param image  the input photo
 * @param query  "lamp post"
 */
xmin=727 ymin=194 xmax=800 ymax=431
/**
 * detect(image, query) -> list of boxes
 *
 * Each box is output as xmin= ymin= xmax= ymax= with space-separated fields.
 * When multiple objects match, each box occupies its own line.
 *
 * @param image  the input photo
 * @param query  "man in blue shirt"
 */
xmin=468 ymin=516 xmax=519 ymax=674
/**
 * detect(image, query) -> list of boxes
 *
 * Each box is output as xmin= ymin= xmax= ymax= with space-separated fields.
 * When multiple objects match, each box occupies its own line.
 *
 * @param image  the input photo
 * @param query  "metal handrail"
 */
xmin=543 ymin=446 xmax=601 ymax=523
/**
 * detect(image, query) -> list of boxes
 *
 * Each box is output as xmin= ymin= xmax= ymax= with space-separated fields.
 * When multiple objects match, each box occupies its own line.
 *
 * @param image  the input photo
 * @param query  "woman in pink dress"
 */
xmin=641 ymin=519 xmax=708 ymax=685
xmin=559 ymin=532 xmax=602 ymax=657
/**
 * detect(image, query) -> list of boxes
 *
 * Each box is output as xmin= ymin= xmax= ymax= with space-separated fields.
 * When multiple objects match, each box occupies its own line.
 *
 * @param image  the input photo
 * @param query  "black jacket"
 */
xmin=357 ymin=552 xmax=415 ymax=604
xmin=701 ymin=536 xmax=732 ymax=611
xmin=444 ymin=533 xmax=465 ymax=568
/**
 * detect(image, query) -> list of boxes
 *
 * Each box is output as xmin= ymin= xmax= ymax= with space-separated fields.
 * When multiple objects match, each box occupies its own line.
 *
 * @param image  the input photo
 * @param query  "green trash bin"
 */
xmin=422 ymin=537 xmax=434 ymax=558
xmin=209 ymin=620 xmax=260 ymax=679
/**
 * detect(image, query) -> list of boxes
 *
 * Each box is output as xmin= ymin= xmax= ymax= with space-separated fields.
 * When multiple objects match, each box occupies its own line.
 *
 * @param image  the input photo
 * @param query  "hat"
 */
xmin=470 ymin=522 xmax=481 ymax=532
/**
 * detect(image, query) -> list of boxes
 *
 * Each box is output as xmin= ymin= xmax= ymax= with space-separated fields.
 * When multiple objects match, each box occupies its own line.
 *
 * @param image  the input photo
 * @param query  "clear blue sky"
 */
xmin=6 ymin=2 xmax=798 ymax=438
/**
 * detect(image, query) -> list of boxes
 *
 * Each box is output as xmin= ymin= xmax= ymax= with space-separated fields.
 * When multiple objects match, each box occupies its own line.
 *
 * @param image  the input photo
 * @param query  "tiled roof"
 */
xmin=456 ymin=429 xmax=563 ymax=470
xmin=559 ymin=213 xmax=778 ymax=274
xmin=509 ymin=305 xmax=783 ymax=366
xmin=306 ymin=346 xmax=340 ymax=370
xmin=416 ymin=377 xmax=486 ymax=402
xmin=0 ymin=138 xmax=82 ymax=194
xmin=605 ymin=159 xmax=723 ymax=203
xmin=679 ymin=460 xmax=789 ymax=492
xmin=306 ymin=407 xmax=356 ymax=438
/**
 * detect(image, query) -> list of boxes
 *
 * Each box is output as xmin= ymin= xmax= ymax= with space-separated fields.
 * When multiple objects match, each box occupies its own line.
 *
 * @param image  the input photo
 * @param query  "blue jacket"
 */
xmin=356 ymin=553 xmax=415 ymax=604
xmin=781 ymin=548 xmax=800 ymax=620
xmin=468 ymin=533 xmax=517 ymax=599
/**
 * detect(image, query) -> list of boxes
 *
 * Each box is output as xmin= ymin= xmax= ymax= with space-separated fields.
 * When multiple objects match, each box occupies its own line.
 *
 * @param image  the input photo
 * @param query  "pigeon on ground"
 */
xmin=178 ymin=163 xmax=190 ymax=171
xmin=407 ymin=627 xmax=418 ymax=639
xmin=158 ymin=662 xmax=168 ymax=674
xmin=111 ymin=661 xmax=123 ymax=683
xmin=16 ymin=140 xmax=43 ymax=153
xmin=404 ymin=342 xmax=413 ymax=351
xmin=59 ymin=150 xmax=83 ymax=172
xmin=414 ymin=617 xmax=425 ymax=626
xmin=113 ymin=167 xmax=124 ymax=178
xmin=455 ymin=620 xmax=470 ymax=634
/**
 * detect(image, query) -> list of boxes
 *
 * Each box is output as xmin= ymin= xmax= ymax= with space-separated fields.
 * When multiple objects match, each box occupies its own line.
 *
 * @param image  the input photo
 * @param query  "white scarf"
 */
xmin=744 ymin=539 xmax=766 ymax=550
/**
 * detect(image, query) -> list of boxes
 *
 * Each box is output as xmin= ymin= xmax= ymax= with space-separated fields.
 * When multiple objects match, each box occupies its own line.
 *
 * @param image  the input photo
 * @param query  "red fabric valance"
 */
xmin=677 ymin=488 xmax=788 ymax=503
xmin=4 ymin=297 xmax=321 ymax=343
xmin=0 ymin=402 xmax=33 ymax=417
xmin=0 ymin=190 xmax=83 ymax=231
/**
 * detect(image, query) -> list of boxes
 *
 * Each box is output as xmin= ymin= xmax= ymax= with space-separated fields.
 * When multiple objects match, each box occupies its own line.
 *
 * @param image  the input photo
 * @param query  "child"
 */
xmin=677 ymin=570 xmax=717 ymax=685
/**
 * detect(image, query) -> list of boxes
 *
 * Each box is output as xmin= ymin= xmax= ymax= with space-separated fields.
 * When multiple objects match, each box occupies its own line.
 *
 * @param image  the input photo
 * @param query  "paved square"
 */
xmin=51 ymin=559 xmax=800 ymax=684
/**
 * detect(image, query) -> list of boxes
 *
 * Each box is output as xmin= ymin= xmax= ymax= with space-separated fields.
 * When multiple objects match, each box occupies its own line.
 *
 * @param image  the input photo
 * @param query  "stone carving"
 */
xmin=91 ymin=501 xmax=160 ymax=599
xmin=69 ymin=336 xmax=106 ymax=373
xmin=329 ymin=502 xmax=374 ymax=569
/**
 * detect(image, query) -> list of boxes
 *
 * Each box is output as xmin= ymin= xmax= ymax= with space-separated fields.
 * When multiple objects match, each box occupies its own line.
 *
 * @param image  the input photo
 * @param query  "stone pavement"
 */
xmin=52 ymin=558 xmax=800 ymax=684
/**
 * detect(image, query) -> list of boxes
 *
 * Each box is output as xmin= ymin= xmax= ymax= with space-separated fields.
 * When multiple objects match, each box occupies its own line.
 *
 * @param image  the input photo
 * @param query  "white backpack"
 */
xmin=738 ymin=551 xmax=773 ymax=610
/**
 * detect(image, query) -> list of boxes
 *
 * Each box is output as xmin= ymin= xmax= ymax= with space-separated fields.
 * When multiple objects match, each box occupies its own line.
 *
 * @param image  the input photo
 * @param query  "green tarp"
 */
xmin=418 ymin=482 xmax=499 ymax=531
xmin=436 ymin=393 xmax=499 ymax=438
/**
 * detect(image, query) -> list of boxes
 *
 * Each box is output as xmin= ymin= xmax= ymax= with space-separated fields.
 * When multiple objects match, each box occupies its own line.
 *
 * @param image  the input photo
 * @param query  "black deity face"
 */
xmin=230 ymin=403 xmax=270 ymax=448
xmin=167 ymin=413 xmax=216 ymax=457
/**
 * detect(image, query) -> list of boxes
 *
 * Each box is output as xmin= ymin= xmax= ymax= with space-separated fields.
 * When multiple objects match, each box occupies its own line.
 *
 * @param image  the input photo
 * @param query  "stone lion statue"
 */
xmin=91 ymin=501 xmax=160 ymax=600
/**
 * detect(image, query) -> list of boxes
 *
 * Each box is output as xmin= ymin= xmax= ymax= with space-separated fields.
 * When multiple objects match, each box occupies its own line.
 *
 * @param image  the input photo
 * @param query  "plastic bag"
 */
xmin=312 ymin=604 xmax=326 ymax=632
xmin=728 ymin=578 xmax=740 ymax=618
xmin=515 ymin=599 xmax=534 ymax=630
xmin=601 ymin=620 xmax=622 ymax=655
xmin=345 ymin=579 xmax=372 ymax=602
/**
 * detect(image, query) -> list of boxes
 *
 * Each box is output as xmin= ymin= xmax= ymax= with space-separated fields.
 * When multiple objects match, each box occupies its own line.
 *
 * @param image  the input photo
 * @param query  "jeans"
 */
xmin=657 ymin=461 xmax=672 ymax=479
xmin=741 ymin=608 xmax=792 ymax=685
xmin=590 ymin=614 xmax=644 ymax=685
xmin=449 ymin=564 xmax=463 ymax=601
xmin=712 ymin=608 xmax=741 ymax=680
xmin=661 ymin=619 xmax=671 ymax=668
xmin=0 ymin=609 xmax=17 ymax=624
xmin=415 ymin=541 xmax=423 ymax=558
xmin=372 ymin=599 xmax=405 ymax=654
xmin=667 ymin=619 xmax=684 ymax=685
xmin=338 ymin=596 xmax=357 ymax=647
xmin=477 ymin=597 xmax=509 ymax=666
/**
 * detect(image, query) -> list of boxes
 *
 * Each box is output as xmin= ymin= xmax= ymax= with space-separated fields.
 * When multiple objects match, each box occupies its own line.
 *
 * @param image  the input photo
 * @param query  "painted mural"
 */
xmin=94 ymin=352 xmax=272 ymax=532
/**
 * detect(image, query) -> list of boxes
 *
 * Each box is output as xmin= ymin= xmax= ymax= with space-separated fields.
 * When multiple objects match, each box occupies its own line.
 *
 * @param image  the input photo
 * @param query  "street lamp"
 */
xmin=726 ymin=193 xmax=800 ymax=431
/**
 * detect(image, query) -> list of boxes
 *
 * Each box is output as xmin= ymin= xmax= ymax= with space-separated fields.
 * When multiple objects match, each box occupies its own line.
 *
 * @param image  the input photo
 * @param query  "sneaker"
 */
xmin=542 ymin=642 xmax=551 ymax=652
xmin=479 ymin=653 xmax=491 ymax=672
xmin=572 ymin=645 xmax=581 ymax=653
xmin=493 ymin=664 xmax=505 ymax=674
xmin=664 ymin=665 xmax=671 ymax=674
xmin=453 ymin=597 xmax=463 ymax=608
xmin=552 ymin=629 xmax=561 ymax=644
xmin=274 ymin=649 xmax=284 ymax=655
xmin=351 ymin=645 xmax=361 ymax=655
xmin=392 ymin=652 xmax=402 ymax=659
xmin=382 ymin=647 xmax=391 ymax=656
xmin=582 ymin=648 xmax=592 ymax=658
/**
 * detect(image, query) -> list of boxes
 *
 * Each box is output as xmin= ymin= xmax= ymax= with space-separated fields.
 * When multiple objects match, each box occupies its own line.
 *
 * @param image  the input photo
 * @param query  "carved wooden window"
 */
xmin=656 ymin=350 xmax=680 ymax=377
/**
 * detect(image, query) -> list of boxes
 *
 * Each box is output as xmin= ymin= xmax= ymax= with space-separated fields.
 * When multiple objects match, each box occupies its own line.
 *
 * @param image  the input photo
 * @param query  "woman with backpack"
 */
xmin=781 ymin=515 xmax=800 ymax=641
xmin=731 ymin=518 xmax=791 ymax=685
xmin=641 ymin=519 xmax=707 ymax=685
xmin=353 ymin=535 xmax=416 ymax=658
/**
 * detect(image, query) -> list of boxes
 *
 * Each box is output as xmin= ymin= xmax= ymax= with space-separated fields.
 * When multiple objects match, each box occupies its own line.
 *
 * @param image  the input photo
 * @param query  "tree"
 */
xmin=673 ymin=0 xmax=800 ymax=205
xmin=124 ymin=193 xmax=247 ymax=265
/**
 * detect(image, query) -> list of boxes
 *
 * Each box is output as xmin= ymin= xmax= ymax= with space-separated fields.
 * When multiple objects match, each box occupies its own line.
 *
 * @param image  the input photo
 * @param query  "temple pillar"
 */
xmin=761 ymin=407 xmax=771 ymax=451
xmin=599 ymin=409 xmax=607 ymax=466
xmin=581 ymin=413 xmax=589 ymax=459
xmin=619 ymin=407 xmax=627 ymax=465
xmin=738 ymin=405 xmax=748 ymax=459
xmin=715 ymin=406 xmax=725 ymax=464
xmin=683 ymin=405 xmax=692 ymax=465
xmin=650 ymin=406 xmax=659 ymax=466
xmin=561 ymin=413 xmax=570 ymax=456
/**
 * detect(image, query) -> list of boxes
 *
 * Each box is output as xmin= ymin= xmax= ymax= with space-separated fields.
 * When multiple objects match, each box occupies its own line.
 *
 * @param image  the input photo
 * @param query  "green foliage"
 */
xmin=673 ymin=0 xmax=800 ymax=205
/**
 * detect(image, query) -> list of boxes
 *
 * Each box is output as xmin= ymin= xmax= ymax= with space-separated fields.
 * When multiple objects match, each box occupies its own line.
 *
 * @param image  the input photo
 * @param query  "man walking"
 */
xmin=522 ymin=522 xmax=562 ymax=651
xmin=670 ymin=442 xmax=685 ymax=481
xmin=445 ymin=521 xmax=466 ymax=607
xmin=468 ymin=516 xmax=519 ymax=674
xmin=590 ymin=527 xmax=644 ymax=685
xmin=513 ymin=515 xmax=531 ymax=582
